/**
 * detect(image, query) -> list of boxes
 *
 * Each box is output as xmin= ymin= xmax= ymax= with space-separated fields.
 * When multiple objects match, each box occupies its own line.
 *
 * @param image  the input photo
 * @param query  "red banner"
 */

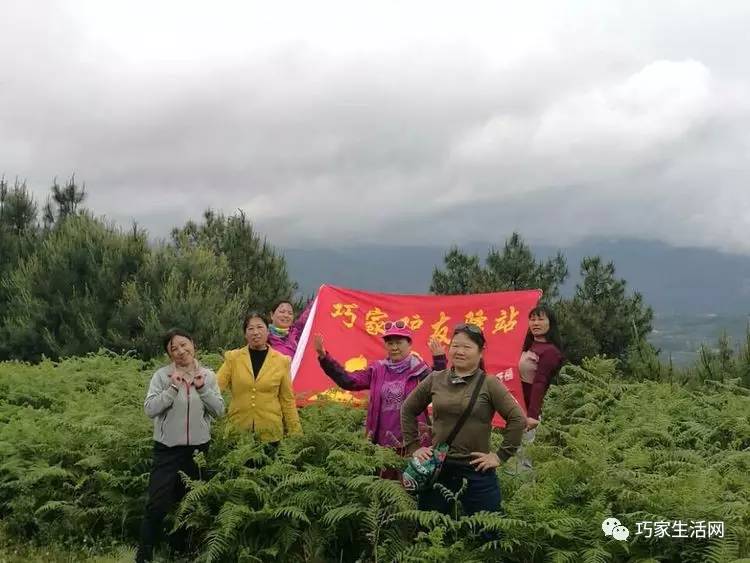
xmin=292 ymin=285 xmax=541 ymax=425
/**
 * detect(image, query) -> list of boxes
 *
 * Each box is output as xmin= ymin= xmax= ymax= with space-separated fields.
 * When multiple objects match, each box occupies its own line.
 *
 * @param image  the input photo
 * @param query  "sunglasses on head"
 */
xmin=384 ymin=320 xmax=407 ymax=330
xmin=453 ymin=323 xmax=484 ymax=336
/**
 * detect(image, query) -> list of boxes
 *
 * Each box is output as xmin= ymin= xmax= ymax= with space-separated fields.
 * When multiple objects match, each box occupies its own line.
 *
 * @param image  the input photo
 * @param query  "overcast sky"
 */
xmin=1 ymin=1 xmax=749 ymax=252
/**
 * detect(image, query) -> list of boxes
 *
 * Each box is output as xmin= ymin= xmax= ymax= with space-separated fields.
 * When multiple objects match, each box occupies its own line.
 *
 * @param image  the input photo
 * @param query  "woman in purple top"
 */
xmin=267 ymin=300 xmax=312 ymax=357
xmin=313 ymin=322 xmax=446 ymax=455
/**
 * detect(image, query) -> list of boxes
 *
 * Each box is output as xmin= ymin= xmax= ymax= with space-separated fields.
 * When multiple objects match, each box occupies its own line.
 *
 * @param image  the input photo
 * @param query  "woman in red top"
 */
xmin=517 ymin=304 xmax=563 ymax=470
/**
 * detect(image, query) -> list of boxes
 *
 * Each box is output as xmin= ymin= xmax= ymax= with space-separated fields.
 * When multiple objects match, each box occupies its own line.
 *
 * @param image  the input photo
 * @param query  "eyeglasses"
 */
xmin=384 ymin=320 xmax=407 ymax=330
xmin=453 ymin=323 xmax=484 ymax=336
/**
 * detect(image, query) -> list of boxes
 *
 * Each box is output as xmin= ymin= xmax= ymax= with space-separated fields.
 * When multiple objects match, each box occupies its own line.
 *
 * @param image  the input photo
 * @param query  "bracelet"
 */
xmin=169 ymin=384 xmax=179 ymax=392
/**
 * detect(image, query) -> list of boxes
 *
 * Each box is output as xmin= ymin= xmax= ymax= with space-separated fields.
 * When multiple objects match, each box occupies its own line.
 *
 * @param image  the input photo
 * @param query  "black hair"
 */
xmin=523 ymin=303 xmax=563 ymax=352
xmin=270 ymin=300 xmax=294 ymax=314
xmin=452 ymin=323 xmax=486 ymax=349
xmin=384 ymin=335 xmax=412 ymax=344
xmin=451 ymin=324 xmax=486 ymax=371
xmin=163 ymin=328 xmax=195 ymax=354
xmin=243 ymin=311 xmax=269 ymax=332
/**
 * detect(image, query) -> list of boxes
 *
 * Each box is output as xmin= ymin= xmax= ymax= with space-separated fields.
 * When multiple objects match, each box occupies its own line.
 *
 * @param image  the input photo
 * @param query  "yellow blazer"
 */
xmin=217 ymin=346 xmax=302 ymax=442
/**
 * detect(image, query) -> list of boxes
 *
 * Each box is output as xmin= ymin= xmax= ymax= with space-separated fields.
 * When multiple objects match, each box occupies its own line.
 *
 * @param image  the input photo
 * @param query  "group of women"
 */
xmin=136 ymin=303 xmax=308 ymax=562
xmin=135 ymin=301 xmax=563 ymax=562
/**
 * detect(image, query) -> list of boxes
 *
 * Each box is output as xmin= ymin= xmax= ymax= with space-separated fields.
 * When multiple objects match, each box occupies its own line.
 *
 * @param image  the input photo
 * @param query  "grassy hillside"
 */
xmin=0 ymin=353 xmax=747 ymax=562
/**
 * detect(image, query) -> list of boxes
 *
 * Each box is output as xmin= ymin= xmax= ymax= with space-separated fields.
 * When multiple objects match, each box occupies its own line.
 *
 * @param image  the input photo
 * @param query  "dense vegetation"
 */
xmin=2 ymin=176 xmax=748 ymax=561
xmin=0 ymin=177 xmax=297 ymax=362
xmin=430 ymin=233 xmax=654 ymax=365
xmin=2 ymin=176 xmax=659 ymax=366
xmin=0 ymin=354 xmax=747 ymax=562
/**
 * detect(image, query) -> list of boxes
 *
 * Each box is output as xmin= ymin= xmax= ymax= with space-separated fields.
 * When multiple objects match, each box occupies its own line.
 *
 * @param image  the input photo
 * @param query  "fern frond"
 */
xmin=704 ymin=530 xmax=740 ymax=563
xmin=271 ymin=505 xmax=311 ymax=525
xmin=582 ymin=546 xmax=612 ymax=563
xmin=545 ymin=547 xmax=580 ymax=563
xmin=321 ymin=504 xmax=367 ymax=527
xmin=393 ymin=509 xmax=453 ymax=529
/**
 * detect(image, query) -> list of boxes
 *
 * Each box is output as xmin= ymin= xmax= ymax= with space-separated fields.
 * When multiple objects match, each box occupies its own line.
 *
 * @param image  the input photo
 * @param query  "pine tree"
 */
xmin=107 ymin=243 xmax=251 ymax=358
xmin=43 ymin=175 xmax=86 ymax=228
xmin=430 ymin=247 xmax=484 ymax=295
xmin=430 ymin=233 xmax=568 ymax=299
xmin=559 ymin=256 xmax=653 ymax=363
xmin=482 ymin=232 xmax=568 ymax=299
xmin=171 ymin=209 xmax=298 ymax=313
xmin=0 ymin=178 xmax=41 ymax=329
xmin=0 ymin=214 xmax=148 ymax=361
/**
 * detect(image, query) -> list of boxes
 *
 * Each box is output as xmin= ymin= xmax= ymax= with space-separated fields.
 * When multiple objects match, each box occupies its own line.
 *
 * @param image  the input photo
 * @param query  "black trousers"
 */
xmin=137 ymin=441 xmax=209 ymax=561
xmin=418 ymin=462 xmax=502 ymax=516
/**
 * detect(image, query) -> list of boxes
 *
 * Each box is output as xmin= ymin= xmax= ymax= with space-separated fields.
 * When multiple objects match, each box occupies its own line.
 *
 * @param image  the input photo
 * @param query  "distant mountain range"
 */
xmin=282 ymin=238 xmax=750 ymax=364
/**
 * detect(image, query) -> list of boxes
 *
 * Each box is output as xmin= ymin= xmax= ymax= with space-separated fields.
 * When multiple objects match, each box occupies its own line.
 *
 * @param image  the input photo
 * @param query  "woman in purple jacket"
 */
xmin=313 ymin=322 xmax=446 ymax=457
xmin=268 ymin=300 xmax=312 ymax=357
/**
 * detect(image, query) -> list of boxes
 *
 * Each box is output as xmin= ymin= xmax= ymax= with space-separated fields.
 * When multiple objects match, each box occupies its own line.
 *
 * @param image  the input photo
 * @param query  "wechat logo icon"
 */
xmin=602 ymin=517 xmax=630 ymax=541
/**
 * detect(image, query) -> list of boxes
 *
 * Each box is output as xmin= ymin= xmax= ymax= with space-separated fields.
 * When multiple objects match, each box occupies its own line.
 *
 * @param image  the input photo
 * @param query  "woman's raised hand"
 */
xmin=313 ymin=333 xmax=326 ymax=358
xmin=428 ymin=336 xmax=444 ymax=356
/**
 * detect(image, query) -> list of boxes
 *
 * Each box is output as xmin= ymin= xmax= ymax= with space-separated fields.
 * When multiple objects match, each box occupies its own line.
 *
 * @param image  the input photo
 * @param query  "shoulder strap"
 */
xmin=445 ymin=371 xmax=486 ymax=446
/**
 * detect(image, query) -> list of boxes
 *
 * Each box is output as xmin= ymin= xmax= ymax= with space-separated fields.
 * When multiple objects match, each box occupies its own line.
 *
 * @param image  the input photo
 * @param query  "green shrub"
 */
xmin=0 ymin=353 xmax=747 ymax=562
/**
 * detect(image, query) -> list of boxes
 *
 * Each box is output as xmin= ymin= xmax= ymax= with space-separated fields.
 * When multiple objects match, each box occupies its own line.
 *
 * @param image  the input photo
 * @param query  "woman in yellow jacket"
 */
xmin=217 ymin=311 xmax=302 ymax=442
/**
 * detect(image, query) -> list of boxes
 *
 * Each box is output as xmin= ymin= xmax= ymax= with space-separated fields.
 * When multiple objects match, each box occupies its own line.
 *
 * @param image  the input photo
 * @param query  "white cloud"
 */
xmin=1 ymin=0 xmax=750 ymax=253
xmin=453 ymin=60 xmax=714 ymax=182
